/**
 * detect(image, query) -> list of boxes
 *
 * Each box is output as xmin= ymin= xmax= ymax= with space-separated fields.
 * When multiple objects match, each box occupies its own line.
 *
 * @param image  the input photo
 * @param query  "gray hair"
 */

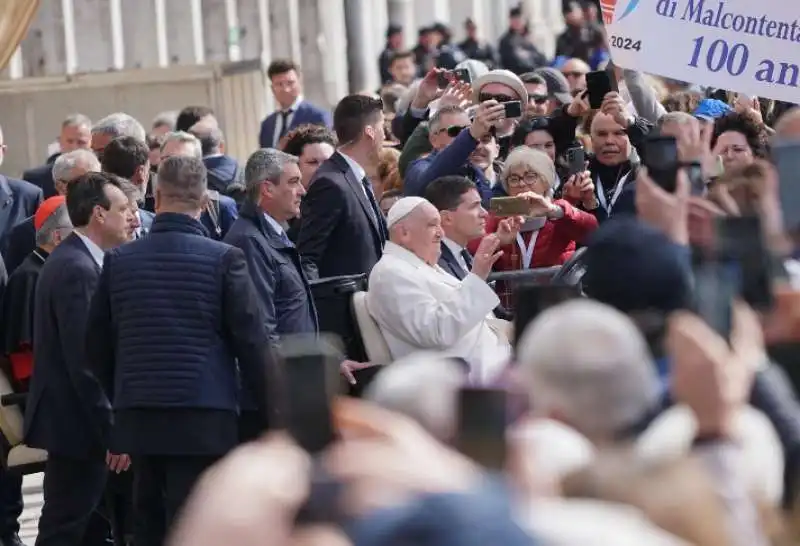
xmin=365 ymin=352 xmax=466 ymax=442
xmin=517 ymin=299 xmax=661 ymax=443
xmin=428 ymin=105 xmax=466 ymax=134
xmin=152 ymin=110 xmax=178 ymax=131
xmin=157 ymin=155 xmax=207 ymax=208
xmin=52 ymin=149 xmax=101 ymax=183
xmin=35 ymin=203 xmax=73 ymax=247
xmin=501 ymin=146 xmax=557 ymax=197
xmin=656 ymin=111 xmax=697 ymax=130
xmin=62 ymin=113 xmax=92 ymax=130
xmin=189 ymin=124 xmax=224 ymax=157
xmin=244 ymin=148 xmax=299 ymax=203
xmin=92 ymin=113 xmax=146 ymax=143
xmin=161 ymin=131 xmax=202 ymax=159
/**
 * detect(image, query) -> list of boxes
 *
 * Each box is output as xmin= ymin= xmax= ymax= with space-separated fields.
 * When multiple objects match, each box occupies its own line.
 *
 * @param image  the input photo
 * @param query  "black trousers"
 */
xmin=132 ymin=455 xmax=218 ymax=546
xmin=36 ymin=455 xmax=111 ymax=546
xmin=0 ymin=467 xmax=22 ymax=538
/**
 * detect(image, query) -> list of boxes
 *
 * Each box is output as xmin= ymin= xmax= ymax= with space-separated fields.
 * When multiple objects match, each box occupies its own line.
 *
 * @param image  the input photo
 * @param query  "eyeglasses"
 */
xmin=529 ymin=94 xmax=548 ymax=105
xmin=441 ymin=125 xmax=468 ymax=137
xmin=479 ymin=93 xmax=515 ymax=103
xmin=506 ymin=172 xmax=545 ymax=187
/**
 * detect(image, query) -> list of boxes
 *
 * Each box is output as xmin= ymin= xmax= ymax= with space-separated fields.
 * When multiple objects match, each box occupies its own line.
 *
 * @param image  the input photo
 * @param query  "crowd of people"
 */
xmin=0 ymin=1 xmax=800 ymax=545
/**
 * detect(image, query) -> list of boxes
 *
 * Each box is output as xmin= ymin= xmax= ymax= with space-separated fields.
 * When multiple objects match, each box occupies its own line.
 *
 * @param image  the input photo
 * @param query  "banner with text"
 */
xmin=604 ymin=0 xmax=800 ymax=103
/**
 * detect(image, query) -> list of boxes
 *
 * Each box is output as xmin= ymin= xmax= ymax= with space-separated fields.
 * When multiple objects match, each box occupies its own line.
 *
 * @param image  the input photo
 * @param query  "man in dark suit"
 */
xmin=100 ymin=136 xmax=156 ymax=238
xmin=25 ymin=172 xmax=135 ymax=546
xmin=425 ymin=175 xmax=517 ymax=320
xmin=259 ymin=59 xmax=332 ymax=149
xmin=0 ymin=128 xmax=43 ymax=248
xmin=2 ymin=149 xmax=100 ymax=274
xmin=85 ymin=156 xmax=279 ymax=545
xmin=189 ymin=122 xmax=242 ymax=194
xmin=297 ymin=95 xmax=388 ymax=279
xmin=23 ymin=114 xmax=93 ymax=199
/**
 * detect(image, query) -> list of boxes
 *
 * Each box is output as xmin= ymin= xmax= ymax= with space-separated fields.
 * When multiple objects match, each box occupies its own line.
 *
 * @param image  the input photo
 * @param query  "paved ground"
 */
xmin=20 ymin=473 xmax=43 ymax=545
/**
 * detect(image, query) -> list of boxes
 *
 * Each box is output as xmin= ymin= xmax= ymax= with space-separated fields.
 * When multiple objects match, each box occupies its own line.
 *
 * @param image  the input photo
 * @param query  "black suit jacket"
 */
xmin=24 ymin=233 xmax=110 ymax=459
xmin=1 ymin=216 xmax=35 ymax=274
xmin=297 ymin=152 xmax=385 ymax=279
xmin=0 ymin=175 xmax=42 ymax=245
xmin=22 ymin=157 xmax=59 ymax=199
xmin=438 ymin=241 xmax=511 ymax=320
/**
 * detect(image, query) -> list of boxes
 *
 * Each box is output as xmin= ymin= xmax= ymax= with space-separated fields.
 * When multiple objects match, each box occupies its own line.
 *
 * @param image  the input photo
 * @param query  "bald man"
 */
xmin=366 ymin=197 xmax=511 ymax=384
xmin=560 ymin=58 xmax=590 ymax=92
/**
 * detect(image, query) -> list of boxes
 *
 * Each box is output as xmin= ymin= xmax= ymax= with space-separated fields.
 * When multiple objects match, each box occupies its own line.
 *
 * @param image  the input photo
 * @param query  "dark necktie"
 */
xmin=460 ymin=249 xmax=474 ymax=272
xmin=277 ymin=110 xmax=292 ymax=144
xmin=278 ymin=229 xmax=293 ymax=247
xmin=361 ymin=176 xmax=388 ymax=245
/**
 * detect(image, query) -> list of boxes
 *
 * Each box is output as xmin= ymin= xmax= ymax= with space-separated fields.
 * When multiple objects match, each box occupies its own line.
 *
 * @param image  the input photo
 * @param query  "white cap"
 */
xmin=386 ymin=196 xmax=427 ymax=229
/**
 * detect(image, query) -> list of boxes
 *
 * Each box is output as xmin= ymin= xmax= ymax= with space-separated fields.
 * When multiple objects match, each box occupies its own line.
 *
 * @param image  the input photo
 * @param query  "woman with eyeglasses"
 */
xmin=467 ymin=146 xmax=598 ymax=310
xmin=711 ymin=111 xmax=770 ymax=173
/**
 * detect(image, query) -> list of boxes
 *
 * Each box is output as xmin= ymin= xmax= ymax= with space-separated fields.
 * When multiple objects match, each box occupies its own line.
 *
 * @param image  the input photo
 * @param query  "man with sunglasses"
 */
xmin=520 ymin=73 xmax=551 ymax=117
xmin=403 ymin=100 xmax=507 ymax=208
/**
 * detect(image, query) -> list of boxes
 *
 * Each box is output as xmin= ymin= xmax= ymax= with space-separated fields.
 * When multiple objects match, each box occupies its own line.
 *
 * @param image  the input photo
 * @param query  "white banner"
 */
xmin=603 ymin=0 xmax=800 ymax=103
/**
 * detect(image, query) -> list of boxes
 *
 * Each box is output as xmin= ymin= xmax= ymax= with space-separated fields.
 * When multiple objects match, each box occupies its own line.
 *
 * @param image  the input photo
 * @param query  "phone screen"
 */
xmin=455 ymin=388 xmax=508 ymax=470
xmin=513 ymin=285 xmax=582 ymax=347
xmin=772 ymin=140 xmax=800 ymax=236
xmin=643 ymin=136 xmax=679 ymax=192
xmin=489 ymin=196 xmax=530 ymax=216
xmin=586 ymin=70 xmax=615 ymax=109
xmin=503 ymin=101 xmax=523 ymax=118
xmin=453 ymin=68 xmax=472 ymax=84
xmin=566 ymin=147 xmax=585 ymax=177
xmin=280 ymin=335 xmax=342 ymax=453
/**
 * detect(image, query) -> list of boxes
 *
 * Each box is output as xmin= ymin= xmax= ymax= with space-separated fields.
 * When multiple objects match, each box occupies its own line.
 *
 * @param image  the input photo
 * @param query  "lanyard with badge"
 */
xmin=515 ymin=232 xmax=539 ymax=270
xmin=596 ymin=171 xmax=630 ymax=215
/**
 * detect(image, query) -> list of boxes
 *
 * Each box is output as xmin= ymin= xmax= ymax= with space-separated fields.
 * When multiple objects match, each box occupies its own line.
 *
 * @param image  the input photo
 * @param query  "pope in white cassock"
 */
xmin=366 ymin=196 xmax=513 ymax=385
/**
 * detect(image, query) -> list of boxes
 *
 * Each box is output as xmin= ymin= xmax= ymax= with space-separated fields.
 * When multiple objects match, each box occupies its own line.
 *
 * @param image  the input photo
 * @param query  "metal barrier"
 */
xmin=487 ymin=266 xmax=562 ymax=284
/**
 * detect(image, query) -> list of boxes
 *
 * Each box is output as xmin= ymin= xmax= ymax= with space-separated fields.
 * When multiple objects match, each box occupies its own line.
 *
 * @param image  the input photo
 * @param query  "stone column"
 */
xmin=201 ymin=0 xmax=229 ymax=63
xmin=72 ymin=0 xmax=114 ymax=72
xmin=413 ymin=0 xmax=449 ymax=27
xmin=121 ymin=0 xmax=159 ymax=69
xmin=344 ymin=0 xmax=384 ymax=93
xmin=164 ymin=0 xmax=205 ymax=65
xmin=448 ymin=0 xmax=484 ymax=43
xmin=387 ymin=0 xmax=414 ymax=49
xmin=296 ymin=0 xmax=348 ymax=108
xmin=17 ymin=0 xmax=67 ymax=77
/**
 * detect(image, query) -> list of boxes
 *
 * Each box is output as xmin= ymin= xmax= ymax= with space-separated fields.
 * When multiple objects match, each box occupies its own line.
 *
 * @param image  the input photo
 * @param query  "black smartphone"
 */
xmin=453 ymin=67 xmax=472 ymax=84
xmin=586 ymin=70 xmax=617 ymax=109
xmin=692 ymin=259 xmax=738 ymax=341
xmin=566 ymin=146 xmax=586 ymax=177
xmin=279 ymin=334 xmax=343 ymax=453
xmin=716 ymin=216 xmax=774 ymax=310
xmin=455 ymin=388 xmax=508 ymax=470
xmin=437 ymin=70 xmax=452 ymax=88
xmin=513 ymin=284 xmax=582 ymax=347
xmin=643 ymin=135 xmax=680 ymax=192
xmin=503 ymin=100 xmax=523 ymax=118
xmin=772 ymin=139 xmax=800 ymax=236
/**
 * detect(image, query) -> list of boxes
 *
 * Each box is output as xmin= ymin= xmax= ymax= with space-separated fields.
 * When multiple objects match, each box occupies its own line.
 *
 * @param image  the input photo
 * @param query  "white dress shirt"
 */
xmin=263 ymin=212 xmax=286 ymax=238
xmin=442 ymin=237 xmax=470 ymax=272
xmin=74 ymin=231 xmax=105 ymax=268
xmin=337 ymin=150 xmax=371 ymax=199
xmin=367 ymin=241 xmax=511 ymax=385
xmin=272 ymin=95 xmax=304 ymax=148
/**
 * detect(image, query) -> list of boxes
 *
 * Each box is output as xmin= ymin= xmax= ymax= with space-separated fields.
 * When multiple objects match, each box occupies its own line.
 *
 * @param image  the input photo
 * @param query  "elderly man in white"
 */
xmin=366 ymin=196 xmax=511 ymax=384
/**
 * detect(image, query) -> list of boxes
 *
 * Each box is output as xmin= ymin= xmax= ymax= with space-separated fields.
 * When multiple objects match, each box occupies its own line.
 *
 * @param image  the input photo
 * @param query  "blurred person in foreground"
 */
xmin=366 ymin=196 xmax=511 ymax=385
xmin=85 ymin=155 xmax=280 ymax=545
xmin=169 ymin=399 xmax=533 ymax=546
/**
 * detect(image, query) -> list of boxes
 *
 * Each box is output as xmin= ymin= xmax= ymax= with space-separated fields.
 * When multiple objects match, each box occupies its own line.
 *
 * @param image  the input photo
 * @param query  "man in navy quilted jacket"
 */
xmin=85 ymin=155 xmax=281 ymax=545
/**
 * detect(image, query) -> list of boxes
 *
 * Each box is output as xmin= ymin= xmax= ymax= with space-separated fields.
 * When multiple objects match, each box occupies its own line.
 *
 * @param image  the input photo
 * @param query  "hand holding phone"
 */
xmin=586 ymin=70 xmax=617 ymax=109
xmin=502 ymin=101 xmax=523 ymax=119
xmin=566 ymin=147 xmax=586 ymax=177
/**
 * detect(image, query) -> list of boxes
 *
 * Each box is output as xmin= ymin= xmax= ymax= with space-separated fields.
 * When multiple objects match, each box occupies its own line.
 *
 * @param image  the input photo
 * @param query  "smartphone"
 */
xmin=280 ymin=334 xmax=343 ymax=453
xmin=453 ymin=67 xmax=472 ymax=84
xmin=513 ymin=284 xmax=582 ymax=347
xmin=692 ymin=259 xmax=738 ymax=342
xmin=490 ymin=196 xmax=530 ymax=216
xmin=437 ymin=70 xmax=452 ymax=88
xmin=503 ymin=100 xmax=523 ymax=118
xmin=716 ymin=216 xmax=774 ymax=310
xmin=586 ymin=70 xmax=617 ymax=109
xmin=455 ymin=388 xmax=508 ymax=470
xmin=772 ymin=140 xmax=800 ymax=235
xmin=566 ymin=146 xmax=586 ymax=177
xmin=643 ymin=135 xmax=680 ymax=192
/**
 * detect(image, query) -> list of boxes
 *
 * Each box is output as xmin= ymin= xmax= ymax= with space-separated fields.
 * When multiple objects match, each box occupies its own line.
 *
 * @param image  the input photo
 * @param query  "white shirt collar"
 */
xmin=263 ymin=212 xmax=286 ymax=236
xmin=74 ymin=231 xmax=105 ymax=268
xmin=338 ymin=150 xmax=366 ymax=182
xmin=442 ymin=237 xmax=465 ymax=256
xmin=281 ymin=95 xmax=303 ymax=113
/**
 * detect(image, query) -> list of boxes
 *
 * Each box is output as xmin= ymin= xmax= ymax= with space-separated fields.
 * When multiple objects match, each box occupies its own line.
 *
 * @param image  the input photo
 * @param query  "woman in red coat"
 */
xmin=469 ymin=146 xmax=599 ymax=310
